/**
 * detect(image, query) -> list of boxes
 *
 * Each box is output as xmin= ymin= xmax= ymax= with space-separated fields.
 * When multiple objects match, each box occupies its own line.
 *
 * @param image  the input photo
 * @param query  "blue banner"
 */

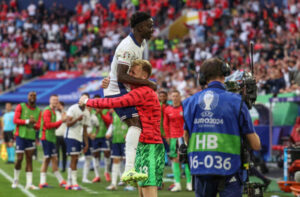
xmin=0 ymin=77 xmax=104 ymax=104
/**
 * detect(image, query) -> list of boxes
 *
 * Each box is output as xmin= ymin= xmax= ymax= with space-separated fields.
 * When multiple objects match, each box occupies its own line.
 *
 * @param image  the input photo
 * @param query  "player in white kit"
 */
xmin=64 ymin=93 xmax=90 ymax=190
xmin=103 ymin=11 xmax=155 ymax=182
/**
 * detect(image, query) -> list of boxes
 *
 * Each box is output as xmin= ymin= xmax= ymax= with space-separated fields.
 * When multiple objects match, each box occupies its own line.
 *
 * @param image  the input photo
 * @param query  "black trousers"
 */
xmin=56 ymin=136 xmax=67 ymax=171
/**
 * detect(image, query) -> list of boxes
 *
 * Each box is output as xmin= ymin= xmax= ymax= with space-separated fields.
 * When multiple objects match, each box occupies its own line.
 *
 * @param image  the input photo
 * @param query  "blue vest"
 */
xmin=182 ymin=81 xmax=242 ymax=176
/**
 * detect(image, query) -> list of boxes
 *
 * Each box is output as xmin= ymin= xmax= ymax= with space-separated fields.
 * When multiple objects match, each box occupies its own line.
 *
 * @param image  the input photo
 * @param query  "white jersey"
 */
xmin=104 ymin=33 xmax=146 ymax=96
xmin=86 ymin=113 xmax=99 ymax=134
xmin=55 ymin=110 xmax=67 ymax=137
xmin=65 ymin=104 xmax=90 ymax=142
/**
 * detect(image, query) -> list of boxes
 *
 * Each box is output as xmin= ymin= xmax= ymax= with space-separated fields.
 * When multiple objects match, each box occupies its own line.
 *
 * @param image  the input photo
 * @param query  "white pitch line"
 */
xmin=47 ymin=172 xmax=99 ymax=194
xmin=0 ymin=168 xmax=36 ymax=197
xmin=80 ymin=186 xmax=99 ymax=194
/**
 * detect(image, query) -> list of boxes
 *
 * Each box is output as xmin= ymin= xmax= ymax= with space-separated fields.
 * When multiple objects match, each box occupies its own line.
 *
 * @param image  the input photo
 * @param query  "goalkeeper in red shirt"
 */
xmin=164 ymin=90 xmax=192 ymax=192
xmin=79 ymin=60 xmax=164 ymax=197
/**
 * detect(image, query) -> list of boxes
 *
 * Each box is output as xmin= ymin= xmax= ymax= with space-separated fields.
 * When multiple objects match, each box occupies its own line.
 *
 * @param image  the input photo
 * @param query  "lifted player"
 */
xmin=103 ymin=11 xmax=155 ymax=182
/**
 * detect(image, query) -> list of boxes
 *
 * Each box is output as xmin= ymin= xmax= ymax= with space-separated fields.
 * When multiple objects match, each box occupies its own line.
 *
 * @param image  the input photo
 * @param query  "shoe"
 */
xmin=39 ymin=183 xmax=52 ymax=189
xmin=124 ymin=185 xmax=136 ymax=191
xmin=170 ymin=184 xmax=181 ymax=192
xmin=25 ymin=185 xmax=40 ymax=190
xmin=11 ymin=180 xmax=18 ymax=188
xmin=104 ymin=172 xmax=111 ymax=182
xmin=121 ymin=169 xmax=148 ymax=183
xmin=186 ymin=182 xmax=192 ymax=191
xmin=264 ymin=179 xmax=271 ymax=191
xmin=6 ymin=161 xmax=14 ymax=164
xmin=106 ymin=184 xmax=117 ymax=190
xmin=168 ymin=183 xmax=175 ymax=191
xmin=59 ymin=180 xmax=67 ymax=188
xmin=72 ymin=184 xmax=82 ymax=190
xmin=65 ymin=185 xmax=72 ymax=190
xmin=92 ymin=176 xmax=101 ymax=183
xmin=82 ymin=179 xmax=92 ymax=183
xmin=117 ymin=181 xmax=126 ymax=186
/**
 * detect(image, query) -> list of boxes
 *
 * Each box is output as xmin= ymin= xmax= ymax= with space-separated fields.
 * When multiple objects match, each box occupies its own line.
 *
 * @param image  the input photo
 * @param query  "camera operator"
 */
xmin=182 ymin=58 xmax=261 ymax=197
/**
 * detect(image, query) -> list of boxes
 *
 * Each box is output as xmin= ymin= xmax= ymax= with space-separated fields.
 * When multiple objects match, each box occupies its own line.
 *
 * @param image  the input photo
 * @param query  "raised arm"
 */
xmin=43 ymin=110 xmax=63 ymax=129
xmin=86 ymin=88 xmax=145 ymax=109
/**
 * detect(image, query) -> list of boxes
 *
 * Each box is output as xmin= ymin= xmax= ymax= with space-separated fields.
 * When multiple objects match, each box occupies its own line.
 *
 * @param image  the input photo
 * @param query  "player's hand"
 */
xmin=90 ymin=133 xmax=96 ymax=140
xmin=105 ymin=133 xmax=111 ymax=139
xmin=101 ymin=77 xmax=110 ymax=89
xmin=61 ymin=113 xmax=67 ymax=122
xmin=79 ymin=95 xmax=88 ymax=106
xmin=83 ymin=145 xmax=89 ymax=153
xmin=148 ymin=80 xmax=157 ymax=91
xmin=166 ymin=138 xmax=170 ymax=145
xmin=77 ymin=115 xmax=84 ymax=121
xmin=29 ymin=116 xmax=36 ymax=124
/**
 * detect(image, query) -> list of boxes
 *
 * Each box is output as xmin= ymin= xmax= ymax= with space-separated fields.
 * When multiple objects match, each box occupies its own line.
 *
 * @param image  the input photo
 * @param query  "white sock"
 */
xmin=54 ymin=171 xmax=63 ymax=183
xmin=124 ymin=126 xmax=141 ymax=172
xmin=71 ymin=170 xmax=78 ymax=185
xmin=67 ymin=168 xmax=72 ymax=186
xmin=83 ymin=156 xmax=91 ymax=180
xmin=119 ymin=161 xmax=125 ymax=177
xmin=112 ymin=163 xmax=120 ymax=186
xmin=92 ymin=158 xmax=100 ymax=177
xmin=14 ymin=169 xmax=20 ymax=181
xmin=26 ymin=172 xmax=33 ymax=187
xmin=104 ymin=157 xmax=110 ymax=173
xmin=40 ymin=172 xmax=46 ymax=185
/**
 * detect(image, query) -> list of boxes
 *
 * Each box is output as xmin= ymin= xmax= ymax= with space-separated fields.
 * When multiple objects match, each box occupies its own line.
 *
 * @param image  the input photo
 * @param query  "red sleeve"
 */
xmin=13 ymin=104 xmax=27 ymax=125
xmin=163 ymin=107 xmax=170 ymax=138
xmin=101 ymin=111 xmax=112 ymax=127
xmin=86 ymin=88 xmax=146 ymax=109
xmin=43 ymin=110 xmax=62 ymax=129
xmin=34 ymin=111 xmax=42 ymax=130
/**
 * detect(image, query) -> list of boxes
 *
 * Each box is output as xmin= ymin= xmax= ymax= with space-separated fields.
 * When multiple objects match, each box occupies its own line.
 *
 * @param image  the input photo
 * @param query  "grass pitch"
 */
xmin=0 ymin=145 xmax=294 ymax=197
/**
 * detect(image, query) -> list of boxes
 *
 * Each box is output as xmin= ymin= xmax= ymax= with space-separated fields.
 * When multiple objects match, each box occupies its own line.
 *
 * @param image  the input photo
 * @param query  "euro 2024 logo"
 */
xmin=199 ymin=90 xmax=219 ymax=117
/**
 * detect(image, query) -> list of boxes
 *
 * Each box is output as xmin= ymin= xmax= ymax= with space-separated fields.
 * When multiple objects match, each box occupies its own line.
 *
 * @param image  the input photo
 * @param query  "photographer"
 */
xmin=182 ymin=58 xmax=261 ymax=197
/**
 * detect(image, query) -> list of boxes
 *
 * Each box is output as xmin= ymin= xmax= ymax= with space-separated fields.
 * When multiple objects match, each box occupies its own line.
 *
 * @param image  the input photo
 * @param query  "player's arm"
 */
xmin=105 ymin=124 xmax=113 ymax=139
xmin=163 ymin=108 xmax=170 ymax=140
xmin=34 ymin=111 xmax=42 ymax=130
xmin=66 ymin=115 xmax=83 ymax=127
xmin=117 ymin=63 xmax=157 ymax=90
xmin=83 ymin=124 xmax=89 ymax=153
xmin=43 ymin=110 xmax=63 ymax=129
xmin=184 ymin=129 xmax=189 ymax=145
xmin=86 ymin=88 xmax=145 ymax=109
xmin=100 ymin=111 xmax=112 ymax=127
xmin=13 ymin=104 xmax=33 ymax=125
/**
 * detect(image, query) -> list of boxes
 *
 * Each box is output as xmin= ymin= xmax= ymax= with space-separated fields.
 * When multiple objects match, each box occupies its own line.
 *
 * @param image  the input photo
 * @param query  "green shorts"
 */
xmin=169 ymin=138 xmax=178 ymax=158
xmin=135 ymin=143 xmax=165 ymax=187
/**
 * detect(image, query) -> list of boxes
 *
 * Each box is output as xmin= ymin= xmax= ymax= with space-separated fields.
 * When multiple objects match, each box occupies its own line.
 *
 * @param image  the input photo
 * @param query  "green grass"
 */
xmin=0 ymin=146 xmax=294 ymax=197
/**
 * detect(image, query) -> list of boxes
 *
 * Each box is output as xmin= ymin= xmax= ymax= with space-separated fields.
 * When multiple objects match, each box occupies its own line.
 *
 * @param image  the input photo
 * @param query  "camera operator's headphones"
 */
xmin=199 ymin=59 xmax=231 ymax=86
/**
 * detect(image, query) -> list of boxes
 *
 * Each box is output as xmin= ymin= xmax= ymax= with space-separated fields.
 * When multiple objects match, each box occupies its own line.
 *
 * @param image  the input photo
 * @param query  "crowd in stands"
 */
xmin=0 ymin=0 xmax=298 ymax=99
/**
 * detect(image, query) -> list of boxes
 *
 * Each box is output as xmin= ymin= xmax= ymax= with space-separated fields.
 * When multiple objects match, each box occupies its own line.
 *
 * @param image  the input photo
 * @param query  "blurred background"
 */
xmin=0 ymin=0 xmax=298 ymax=196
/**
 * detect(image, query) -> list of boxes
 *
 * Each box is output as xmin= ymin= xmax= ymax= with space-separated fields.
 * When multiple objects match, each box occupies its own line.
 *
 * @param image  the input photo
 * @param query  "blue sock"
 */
xmin=10 ymin=147 xmax=15 ymax=162
xmin=7 ymin=147 xmax=12 ymax=161
xmin=7 ymin=147 xmax=15 ymax=162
